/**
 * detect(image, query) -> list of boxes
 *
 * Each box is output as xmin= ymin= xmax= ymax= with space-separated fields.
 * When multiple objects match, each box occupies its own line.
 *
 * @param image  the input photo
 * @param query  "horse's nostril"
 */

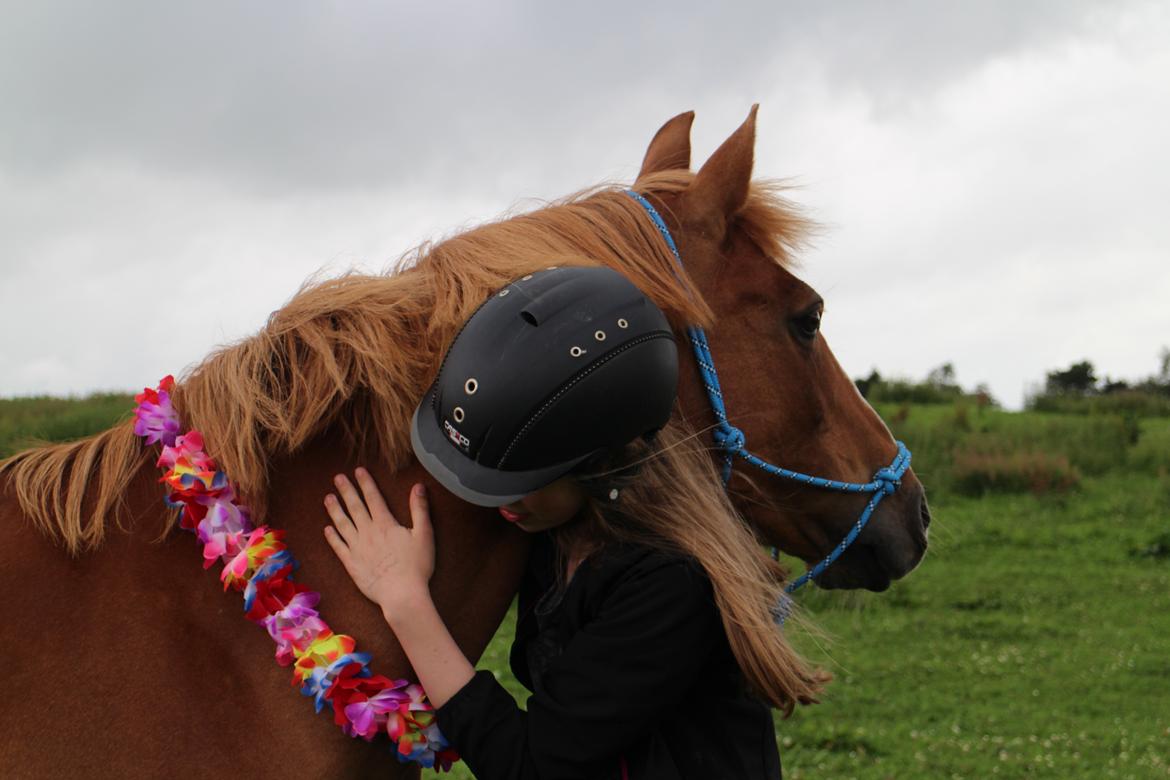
xmin=920 ymin=499 xmax=932 ymax=531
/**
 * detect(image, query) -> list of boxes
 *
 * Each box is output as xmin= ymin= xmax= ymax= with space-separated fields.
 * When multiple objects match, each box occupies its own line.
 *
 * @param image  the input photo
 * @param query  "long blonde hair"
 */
xmin=552 ymin=418 xmax=829 ymax=715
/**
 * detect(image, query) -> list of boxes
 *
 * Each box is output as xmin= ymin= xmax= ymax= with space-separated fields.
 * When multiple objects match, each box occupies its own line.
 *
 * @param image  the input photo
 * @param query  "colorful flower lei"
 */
xmin=134 ymin=376 xmax=459 ymax=771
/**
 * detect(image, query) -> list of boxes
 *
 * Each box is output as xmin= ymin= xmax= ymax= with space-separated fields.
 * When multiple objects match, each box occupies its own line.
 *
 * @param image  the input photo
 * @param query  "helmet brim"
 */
xmin=410 ymin=399 xmax=595 ymax=507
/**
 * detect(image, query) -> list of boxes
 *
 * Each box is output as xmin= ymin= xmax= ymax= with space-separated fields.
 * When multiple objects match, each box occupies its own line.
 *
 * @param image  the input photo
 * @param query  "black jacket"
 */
xmin=435 ymin=534 xmax=782 ymax=779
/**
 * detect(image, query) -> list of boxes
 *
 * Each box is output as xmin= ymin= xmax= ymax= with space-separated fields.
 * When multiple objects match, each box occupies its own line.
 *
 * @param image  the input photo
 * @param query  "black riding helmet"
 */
xmin=410 ymin=265 xmax=679 ymax=506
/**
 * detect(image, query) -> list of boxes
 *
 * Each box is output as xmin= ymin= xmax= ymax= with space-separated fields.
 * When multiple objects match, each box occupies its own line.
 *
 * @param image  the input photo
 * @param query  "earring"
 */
xmin=608 ymin=488 xmax=620 ymax=501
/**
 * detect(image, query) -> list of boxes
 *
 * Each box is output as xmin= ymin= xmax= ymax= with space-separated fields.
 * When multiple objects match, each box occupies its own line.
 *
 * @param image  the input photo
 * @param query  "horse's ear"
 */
xmin=636 ymin=110 xmax=695 ymax=182
xmin=687 ymin=104 xmax=758 ymax=234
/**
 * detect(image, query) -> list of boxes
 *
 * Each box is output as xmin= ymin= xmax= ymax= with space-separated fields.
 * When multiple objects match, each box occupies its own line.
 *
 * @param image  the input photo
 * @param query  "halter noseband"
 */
xmin=625 ymin=191 xmax=912 ymax=599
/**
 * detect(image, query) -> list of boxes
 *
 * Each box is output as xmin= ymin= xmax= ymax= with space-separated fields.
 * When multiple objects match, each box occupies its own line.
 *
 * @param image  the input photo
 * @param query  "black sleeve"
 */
xmin=435 ymin=559 xmax=720 ymax=780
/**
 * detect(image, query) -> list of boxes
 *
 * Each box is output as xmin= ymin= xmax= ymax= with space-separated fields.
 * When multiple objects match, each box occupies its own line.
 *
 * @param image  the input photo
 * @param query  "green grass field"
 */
xmin=772 ymin=472 xmax=1170 ymax=778
xmin=0 ymin=393 xmax=135 ymax=459
xmin=4 ymin=394 xmax=1168 ymax=777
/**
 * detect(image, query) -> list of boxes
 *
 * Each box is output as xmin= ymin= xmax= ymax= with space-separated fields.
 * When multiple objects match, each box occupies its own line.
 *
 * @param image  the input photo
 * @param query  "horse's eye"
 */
xmin=793 ymin=309 xmax=822 ymax=342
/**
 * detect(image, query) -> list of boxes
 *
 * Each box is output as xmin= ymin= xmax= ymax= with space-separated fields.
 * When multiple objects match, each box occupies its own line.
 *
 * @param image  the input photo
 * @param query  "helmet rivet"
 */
xmin=608 ymin=488 xmax=620 ymax=500
xmin=594 ymin=330 xmax=606 ymax=341
xmin=453 ymin=406 xmax=465 ymax=422
xmin=498 ymin=289 xmax=510 ymax=297
xmin=570 ymin=346 xmax=584 ymax=357
xmin=464 ymin=378 xmax=478 ymax=395
xmin=617 ymin=318 xmax=629 ymax=329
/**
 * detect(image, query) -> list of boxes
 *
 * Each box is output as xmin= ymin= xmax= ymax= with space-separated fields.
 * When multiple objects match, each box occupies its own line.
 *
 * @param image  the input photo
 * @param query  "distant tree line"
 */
xmin=855 ymin=347 xmax=1170 ymax=418
xmin=1027 ymin=348 xmax=1170 ymax=417
xmin=1040 ymin=349 xmax=1170 ymax=397
xmin=855 ymin=362 xmax=996 ymax=407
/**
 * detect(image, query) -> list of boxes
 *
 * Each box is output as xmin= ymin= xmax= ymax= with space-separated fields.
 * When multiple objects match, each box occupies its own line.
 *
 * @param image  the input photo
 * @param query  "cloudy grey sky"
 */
xmin=1 ymin=0 xmax=1166 ymax=409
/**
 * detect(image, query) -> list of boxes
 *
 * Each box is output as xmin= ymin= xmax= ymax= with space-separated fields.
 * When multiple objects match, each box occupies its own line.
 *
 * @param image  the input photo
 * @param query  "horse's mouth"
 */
xmin=811 ymin=544 xmax=891 ymax=592
xmin=810 ymin=534 xmax=926 ymax=592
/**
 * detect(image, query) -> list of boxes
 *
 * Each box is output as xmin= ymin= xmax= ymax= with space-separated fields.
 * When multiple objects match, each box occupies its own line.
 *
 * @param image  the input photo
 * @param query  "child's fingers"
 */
xmin=324 ymin=494 xmax=357 ymax=545
xmin=333 ymin=473 xmax=372 ymax=528
xmin=409 ymin=483 xmax=432 ymax=540
xmin=355 ymin=467 xmax=399 ymax=525
xmin=323 ymin=525 xmax=354 ymax=570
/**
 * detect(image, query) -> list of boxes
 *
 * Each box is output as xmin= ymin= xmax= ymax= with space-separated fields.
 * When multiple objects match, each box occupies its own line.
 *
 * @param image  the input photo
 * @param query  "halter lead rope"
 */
xmin=624 ymin=190 xmax=912 ymax=605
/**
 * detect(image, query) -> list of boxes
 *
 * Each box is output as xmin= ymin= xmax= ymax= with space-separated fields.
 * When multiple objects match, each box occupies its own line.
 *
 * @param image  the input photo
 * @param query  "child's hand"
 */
xmin=323 ymin=468 xmax=434 ymax=620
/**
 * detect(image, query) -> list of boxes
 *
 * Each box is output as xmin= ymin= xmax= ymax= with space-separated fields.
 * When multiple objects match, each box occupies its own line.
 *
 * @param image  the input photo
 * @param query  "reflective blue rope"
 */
xmin=625 ymin=190 xmax=912 ymax=613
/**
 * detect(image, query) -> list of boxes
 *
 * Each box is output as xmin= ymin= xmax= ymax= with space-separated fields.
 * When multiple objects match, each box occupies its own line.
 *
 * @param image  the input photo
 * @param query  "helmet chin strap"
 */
xmin=624 ymin=191 xmax=912 ymax=613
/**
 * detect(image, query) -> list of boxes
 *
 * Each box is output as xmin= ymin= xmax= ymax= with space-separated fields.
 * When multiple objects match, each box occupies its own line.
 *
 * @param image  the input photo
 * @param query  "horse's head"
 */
xmin=634 ymin=107 xmax=929 ymax=591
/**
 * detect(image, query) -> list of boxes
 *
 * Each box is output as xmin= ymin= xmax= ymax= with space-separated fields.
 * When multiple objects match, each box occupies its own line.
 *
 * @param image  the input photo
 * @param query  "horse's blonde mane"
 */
xmin=0 ymin=173 xmax=812 ymax=555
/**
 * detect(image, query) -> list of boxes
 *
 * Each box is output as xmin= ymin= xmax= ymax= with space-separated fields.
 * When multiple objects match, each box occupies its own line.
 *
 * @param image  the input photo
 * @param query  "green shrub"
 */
xmin=1130 ymin=530 xmax=1170 ymax=560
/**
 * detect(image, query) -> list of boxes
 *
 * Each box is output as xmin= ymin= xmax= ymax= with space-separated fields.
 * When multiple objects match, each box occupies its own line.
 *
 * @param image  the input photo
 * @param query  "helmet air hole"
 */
xmin=453 ymin=406 xmax=465 ymax=422
xmin=594 ymin=330 xmax=606 ymax=341
xmin=570 ymin=346 xmax=584 ymax=357
xmin=464 ymin=378 xmax=478 ymax=395
xmin=522 ymin=274 xmax=533 ymax=280
xmin=617 ymin=318 xmax=628 ymax=328
xmin=498 ymin=289 xmax=510 ymax=297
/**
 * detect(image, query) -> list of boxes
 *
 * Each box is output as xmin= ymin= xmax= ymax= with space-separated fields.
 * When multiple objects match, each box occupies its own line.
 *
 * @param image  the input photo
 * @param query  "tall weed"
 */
xmin=951 ymin=450 xmax=1080 ymax=496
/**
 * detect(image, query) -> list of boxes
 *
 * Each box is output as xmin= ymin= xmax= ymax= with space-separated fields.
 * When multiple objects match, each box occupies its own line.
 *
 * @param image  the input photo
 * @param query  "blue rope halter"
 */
xmin=625 ymin=190 xmax=912 ymax=602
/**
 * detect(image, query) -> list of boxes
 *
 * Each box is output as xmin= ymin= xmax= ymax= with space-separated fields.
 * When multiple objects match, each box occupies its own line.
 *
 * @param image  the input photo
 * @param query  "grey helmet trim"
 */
xmin=410 ymin=403 xmax=594 ymax=506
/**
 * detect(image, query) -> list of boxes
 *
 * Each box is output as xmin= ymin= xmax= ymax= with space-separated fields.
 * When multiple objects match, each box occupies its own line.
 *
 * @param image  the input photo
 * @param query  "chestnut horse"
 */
xmin=0 ymin=107 xmax=928 ymax=777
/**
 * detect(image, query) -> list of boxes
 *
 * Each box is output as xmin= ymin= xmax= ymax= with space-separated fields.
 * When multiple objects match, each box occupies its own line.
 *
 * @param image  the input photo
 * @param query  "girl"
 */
xmin=323 ymin=266 xmax=826 ymax=778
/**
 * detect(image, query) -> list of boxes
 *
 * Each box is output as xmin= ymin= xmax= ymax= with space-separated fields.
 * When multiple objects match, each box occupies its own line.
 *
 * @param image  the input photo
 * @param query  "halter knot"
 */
xmin=873 ymin=467 xmax=901 ymax=496
xmin=712 ymin=424 xmax=746 ymax=453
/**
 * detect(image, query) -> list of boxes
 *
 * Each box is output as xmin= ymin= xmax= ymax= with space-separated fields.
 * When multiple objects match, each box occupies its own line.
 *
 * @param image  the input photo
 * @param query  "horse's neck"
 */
xmin=263 ymin=426 xmax=533 ymax=663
